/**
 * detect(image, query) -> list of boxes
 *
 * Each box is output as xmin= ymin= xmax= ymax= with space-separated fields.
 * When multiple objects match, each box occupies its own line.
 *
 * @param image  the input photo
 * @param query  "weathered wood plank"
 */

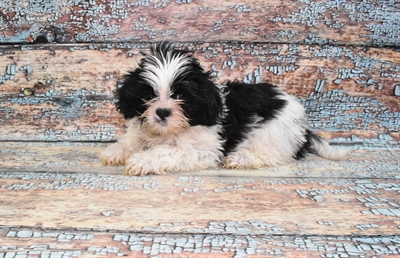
xmin=1 ymin=43 xmax=399 ymax=141
xmin=1 ymin=2 xmax=399 ymax=258
xmin=0 ymin=141 xmax=399 ymax=179
xmin=0 ymin=0 xmax=399 ymax=46
xmin=1 ymin=227 xmax=399 ymax=257
xmin=1 ymin=172 xmax=400 ymax=237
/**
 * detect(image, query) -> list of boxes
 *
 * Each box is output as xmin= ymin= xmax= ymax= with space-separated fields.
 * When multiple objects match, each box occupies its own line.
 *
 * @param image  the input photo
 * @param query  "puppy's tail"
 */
xmin=309 ymin=132 xmax=349 ymax=160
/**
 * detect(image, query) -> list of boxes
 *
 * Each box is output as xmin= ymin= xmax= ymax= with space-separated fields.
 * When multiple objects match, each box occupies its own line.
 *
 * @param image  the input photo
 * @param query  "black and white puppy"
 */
xmin=99 ymin=42 xmax=347 ymax=175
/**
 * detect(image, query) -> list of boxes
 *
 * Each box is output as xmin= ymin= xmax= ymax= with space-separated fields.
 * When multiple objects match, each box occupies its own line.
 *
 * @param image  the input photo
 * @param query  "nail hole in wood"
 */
xmin=22 ymin=88 xmax=34 ymax=96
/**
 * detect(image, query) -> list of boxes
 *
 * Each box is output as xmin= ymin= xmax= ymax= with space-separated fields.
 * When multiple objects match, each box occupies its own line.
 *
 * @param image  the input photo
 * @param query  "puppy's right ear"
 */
xmin=115 ymin=70 xmax=155 ymax=119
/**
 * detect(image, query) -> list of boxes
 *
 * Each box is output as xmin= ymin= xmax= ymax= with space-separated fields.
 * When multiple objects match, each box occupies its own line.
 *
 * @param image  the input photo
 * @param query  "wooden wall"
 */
xmin=1 ymin=0 xmax=399 ymax=144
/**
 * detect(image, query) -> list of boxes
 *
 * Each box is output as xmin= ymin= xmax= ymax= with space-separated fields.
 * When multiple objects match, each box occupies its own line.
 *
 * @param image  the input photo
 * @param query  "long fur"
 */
xmin=99 ymin=42 xmax=347 ymax=175
xmin=221 ymin=82 xmax=347 ymax=168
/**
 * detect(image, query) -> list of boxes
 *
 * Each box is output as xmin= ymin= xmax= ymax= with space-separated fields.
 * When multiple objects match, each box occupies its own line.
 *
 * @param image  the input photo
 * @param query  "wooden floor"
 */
xmin=1 ymin=142 xmax=399 ymax=257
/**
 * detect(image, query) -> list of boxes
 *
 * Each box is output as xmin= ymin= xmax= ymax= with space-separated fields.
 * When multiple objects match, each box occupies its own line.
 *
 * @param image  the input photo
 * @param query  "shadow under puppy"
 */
xmin=99 ymin=42 xmax=347 ymax=175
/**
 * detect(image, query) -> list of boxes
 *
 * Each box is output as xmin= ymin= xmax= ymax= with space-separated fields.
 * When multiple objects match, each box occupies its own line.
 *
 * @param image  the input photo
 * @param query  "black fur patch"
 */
xmin=221 ymin=81 xmax=287 ymax=155
xmin=294 ymin=129 xmax=312 ymax=159
xmin=295 ymin=130 xmax=325 ymax=159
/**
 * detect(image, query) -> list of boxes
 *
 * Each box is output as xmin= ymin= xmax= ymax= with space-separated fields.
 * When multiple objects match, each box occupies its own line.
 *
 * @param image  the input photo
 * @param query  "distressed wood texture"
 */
xmin=1 ymin=1 xmax=400 ymax=257
xmin=1 ymin=229 xmax=400 ymax=258
xmin=1 ymin=169 xmax=400 ymax=257
xmin=0 ymin=0 xmax=399 ymax=46
xmin=4 ymin=173 xmax=399 ymax=235
xmin=1 ymin=43 xmax=399 ymax=142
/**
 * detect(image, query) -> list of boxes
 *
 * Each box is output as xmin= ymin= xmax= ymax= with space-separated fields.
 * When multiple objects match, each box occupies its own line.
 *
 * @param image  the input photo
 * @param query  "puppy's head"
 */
xmin=116 ymin=42 xmax=223 ymax=135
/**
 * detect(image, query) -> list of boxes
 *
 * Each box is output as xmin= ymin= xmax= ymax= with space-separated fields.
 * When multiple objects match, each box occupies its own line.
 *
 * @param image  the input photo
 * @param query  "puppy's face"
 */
xmin=116 ymin=43 xmax=223 ymax=136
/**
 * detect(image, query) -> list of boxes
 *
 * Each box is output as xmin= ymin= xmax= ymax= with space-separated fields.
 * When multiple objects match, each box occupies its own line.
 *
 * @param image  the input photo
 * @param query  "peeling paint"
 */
xmin=0 ymin=2 xmax=399 ymax=258
xmin=1 ymin=223 xmax=400 ymax=257
xmin=0 ymin=42 xmax=399 ymax=141
xmin=0 ymin=0 xmax=399 ymax=45
xmin=302 ymin=89 xmax=400 ymax=133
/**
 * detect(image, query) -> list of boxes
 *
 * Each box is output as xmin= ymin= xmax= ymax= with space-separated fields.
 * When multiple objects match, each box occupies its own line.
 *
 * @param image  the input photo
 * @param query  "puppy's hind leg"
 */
xmin=222 ymin=148 xmax=265 ymax=169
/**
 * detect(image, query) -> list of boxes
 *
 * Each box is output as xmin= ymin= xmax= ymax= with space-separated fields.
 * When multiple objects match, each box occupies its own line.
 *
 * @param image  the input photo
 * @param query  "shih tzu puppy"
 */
xmin=99 ymin=42 xmax=347 ymax=175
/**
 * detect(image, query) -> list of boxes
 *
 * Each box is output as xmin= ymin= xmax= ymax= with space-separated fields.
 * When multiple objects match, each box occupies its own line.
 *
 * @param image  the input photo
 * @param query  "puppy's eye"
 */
xmin=172 ymin=93 xmax=184 ymax=100
xmin=141 ymin=92 xmax=155 ymax=101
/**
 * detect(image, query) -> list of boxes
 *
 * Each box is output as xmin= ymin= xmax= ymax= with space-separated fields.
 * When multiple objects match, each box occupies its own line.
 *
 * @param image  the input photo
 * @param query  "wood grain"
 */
xmin=1 ymin=142 xmax=400 ymax=257
xmin=1 ymin=43 xmax=399 ymax=142
xmin=1 ymin=1 xmax=399 ymax=257
xmin=1 ymin=171 xmax=400 ymax=236
xmin=0 ymin=0 xmax=399 ymax=46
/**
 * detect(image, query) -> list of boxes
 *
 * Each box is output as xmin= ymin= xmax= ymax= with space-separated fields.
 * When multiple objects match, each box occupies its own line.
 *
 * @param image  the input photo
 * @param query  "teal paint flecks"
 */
xmin=301 ymin=89 xmax=400 ymax=133
xmin=0 ymin=42 xmax=399 ymax=142
xmin=0 ymin=0 xmax=399 ymax=45
xmin=270 ymin=0 xmax=400 ymax=46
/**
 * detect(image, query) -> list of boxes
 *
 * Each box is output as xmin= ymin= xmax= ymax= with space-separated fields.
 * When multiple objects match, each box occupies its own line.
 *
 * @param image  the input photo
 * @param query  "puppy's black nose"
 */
xmin=156 ymin=108 xmax=171 ymax=121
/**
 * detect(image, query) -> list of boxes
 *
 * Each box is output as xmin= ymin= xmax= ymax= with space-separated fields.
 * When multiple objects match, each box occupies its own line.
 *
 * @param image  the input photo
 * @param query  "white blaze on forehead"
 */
xmin=141 ymin=52 xmax=191 ymax=99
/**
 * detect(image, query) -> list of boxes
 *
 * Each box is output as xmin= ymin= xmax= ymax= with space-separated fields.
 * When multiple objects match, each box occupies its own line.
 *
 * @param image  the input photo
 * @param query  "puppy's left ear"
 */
xmin=115 ymin=70 xmax=152 ymax=119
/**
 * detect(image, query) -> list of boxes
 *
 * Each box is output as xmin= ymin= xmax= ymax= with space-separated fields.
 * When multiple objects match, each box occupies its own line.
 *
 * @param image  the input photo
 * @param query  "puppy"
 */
xmin=99 ymin=42 xmax=347 ymax=175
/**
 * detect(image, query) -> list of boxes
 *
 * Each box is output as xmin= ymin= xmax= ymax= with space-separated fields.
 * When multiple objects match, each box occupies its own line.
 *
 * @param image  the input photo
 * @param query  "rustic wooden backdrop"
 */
xmin=0 ymin=0 xmax=399 ymax=143
xmin=1 ymin=1 xmax=400 ymax=257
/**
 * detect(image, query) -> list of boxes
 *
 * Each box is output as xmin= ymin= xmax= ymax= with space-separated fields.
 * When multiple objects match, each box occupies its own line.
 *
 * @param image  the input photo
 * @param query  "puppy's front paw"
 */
xmin=124 ymin=155 xmax=155 ymax=176
xmin=99 ymin=143 xmax=127 ymax=166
